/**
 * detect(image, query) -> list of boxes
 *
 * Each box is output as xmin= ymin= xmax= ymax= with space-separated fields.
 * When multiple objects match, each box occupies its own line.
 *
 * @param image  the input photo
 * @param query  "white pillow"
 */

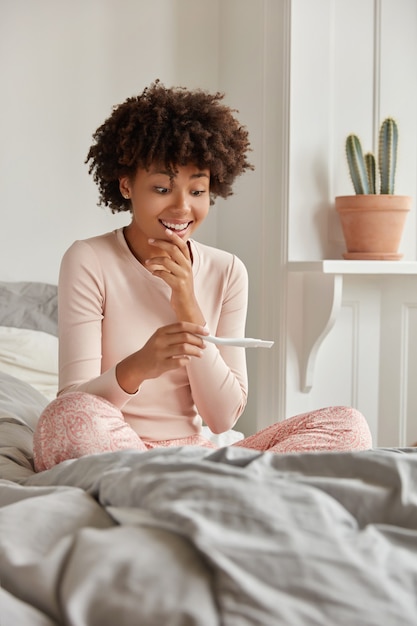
xmin=0 ymin=327 xmax=58 ymax=401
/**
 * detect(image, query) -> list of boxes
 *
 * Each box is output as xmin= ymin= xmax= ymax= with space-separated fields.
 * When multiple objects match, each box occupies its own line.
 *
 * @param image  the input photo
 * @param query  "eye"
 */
xmin=154 ymin=186 xmax=170 ymax=194
xmin=191 ymin=189 xmax=207 ymax=197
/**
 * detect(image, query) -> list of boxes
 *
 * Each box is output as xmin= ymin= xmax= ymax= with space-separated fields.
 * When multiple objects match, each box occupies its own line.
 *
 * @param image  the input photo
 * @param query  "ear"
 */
xmin=119 ymin=177 xmax=131 ymax=200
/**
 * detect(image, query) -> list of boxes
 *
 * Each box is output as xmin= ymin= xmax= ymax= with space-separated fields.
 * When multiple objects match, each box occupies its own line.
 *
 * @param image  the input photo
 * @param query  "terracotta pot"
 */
xmin=335 ymin=194 xmax=412 ymax=260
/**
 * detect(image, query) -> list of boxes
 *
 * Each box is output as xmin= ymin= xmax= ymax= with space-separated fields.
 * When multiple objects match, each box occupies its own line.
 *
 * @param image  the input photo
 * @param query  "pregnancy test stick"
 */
xmin=202 ymin=335 xmax=274 ymax=348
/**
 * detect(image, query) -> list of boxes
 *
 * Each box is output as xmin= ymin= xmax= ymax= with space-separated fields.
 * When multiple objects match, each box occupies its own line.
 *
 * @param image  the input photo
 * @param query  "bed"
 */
xmin=1 ymin=281 xmax=417 ymax=625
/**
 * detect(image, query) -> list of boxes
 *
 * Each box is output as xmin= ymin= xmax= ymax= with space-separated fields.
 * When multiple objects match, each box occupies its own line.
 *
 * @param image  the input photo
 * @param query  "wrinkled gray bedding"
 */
xmin=0 ymin=277 xmax=416 ymax=625
xmin=1 ymin=367 xmax=417 ymax=625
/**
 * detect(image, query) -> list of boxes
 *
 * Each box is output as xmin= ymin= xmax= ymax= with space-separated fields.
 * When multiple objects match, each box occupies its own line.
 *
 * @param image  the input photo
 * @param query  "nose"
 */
xmin=171 ymin=189 xmax=191 ymax=213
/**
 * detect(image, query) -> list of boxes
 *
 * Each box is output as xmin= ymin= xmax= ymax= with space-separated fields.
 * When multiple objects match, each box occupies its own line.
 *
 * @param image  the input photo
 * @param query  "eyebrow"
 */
xmin=151 ymin=170 xmax=209 ymax=180
xmin=190 ymin=172 xmax=210 ymax=179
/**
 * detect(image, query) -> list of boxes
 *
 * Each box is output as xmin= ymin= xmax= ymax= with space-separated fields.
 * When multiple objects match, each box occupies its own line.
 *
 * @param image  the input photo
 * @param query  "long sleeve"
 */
xmin=57 ymin=229 xmax=248 ymax=441
xmin=58 ymin=238 xmax=137 ymax=407
xmin=186 ymin=253 xmax=248 ymax=432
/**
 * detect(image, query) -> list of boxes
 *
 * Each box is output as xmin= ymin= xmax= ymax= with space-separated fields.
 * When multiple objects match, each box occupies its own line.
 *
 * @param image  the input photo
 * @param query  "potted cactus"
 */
xmin=335 ymin=117 xmax=411 ymax=259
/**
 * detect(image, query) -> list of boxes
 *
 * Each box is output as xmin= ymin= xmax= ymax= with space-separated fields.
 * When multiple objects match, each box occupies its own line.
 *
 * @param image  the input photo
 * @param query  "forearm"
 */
xmin=186 ymin=342 xmax=248 ymax=433
xmin=59 ymin=366 xmax=137 ymax=408
xmin=115 ymin=354 xmax=146 ymax=394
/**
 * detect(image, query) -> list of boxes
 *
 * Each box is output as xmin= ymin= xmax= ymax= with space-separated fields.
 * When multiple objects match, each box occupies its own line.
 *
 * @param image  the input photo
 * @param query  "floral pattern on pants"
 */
xmin=33 ymin=391 xmax=372 ymax=472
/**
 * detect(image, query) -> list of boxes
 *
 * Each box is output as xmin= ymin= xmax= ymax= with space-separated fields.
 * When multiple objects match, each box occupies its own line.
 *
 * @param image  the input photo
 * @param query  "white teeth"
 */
xmin=161 ymin=221 xmax=189 ymax=231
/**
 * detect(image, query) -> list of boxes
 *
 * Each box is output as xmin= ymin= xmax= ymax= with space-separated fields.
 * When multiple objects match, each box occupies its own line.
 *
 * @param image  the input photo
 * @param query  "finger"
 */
xmin=154 ymin=329 xmax=207 ymax=353
xmin=145 ymin=258 xmax=173 ymax=274
xmin=166 ymin=356 xmax=193 ymax=371
xmin=166 ymin=333 xmax=207 ymax=351
xmin=162 ymin=322 xmax=208 ymax=336
xmin=145 ymin=256 xmax=181 ymax=273
xmin=171 ymin=342 xmax=204 ymax=358
xmin=154 ymin=342 xmax=202 ymax=364
xmin=149 ymin=234 xmax=191 ymax=261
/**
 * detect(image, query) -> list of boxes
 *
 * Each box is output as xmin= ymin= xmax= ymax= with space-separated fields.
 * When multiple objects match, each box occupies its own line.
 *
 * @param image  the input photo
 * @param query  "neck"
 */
xmin=122 ymin=226 xmax=148 ymax=265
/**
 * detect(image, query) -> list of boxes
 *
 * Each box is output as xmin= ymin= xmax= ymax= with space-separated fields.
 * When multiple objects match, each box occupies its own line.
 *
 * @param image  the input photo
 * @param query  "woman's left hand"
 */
xmin=145 ymin=230 xmax=205 ymax=324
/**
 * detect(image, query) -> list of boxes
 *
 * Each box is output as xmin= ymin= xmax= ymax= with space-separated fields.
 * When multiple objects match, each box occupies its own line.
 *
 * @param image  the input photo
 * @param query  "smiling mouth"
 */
xmin=159 ymin=220 xmax=192 ymax=232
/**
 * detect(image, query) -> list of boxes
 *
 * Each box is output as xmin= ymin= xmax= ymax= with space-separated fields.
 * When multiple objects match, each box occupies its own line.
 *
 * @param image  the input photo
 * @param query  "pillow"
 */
xmin=0 ymin=370 xmax=49 ymax=481
xmin=0 ymin=327 xmax=58 ymax=401
xmin=0 ymin=281 xmax=58 ymax=400
xmin=0 ymin=281 xmax=58 ymax=336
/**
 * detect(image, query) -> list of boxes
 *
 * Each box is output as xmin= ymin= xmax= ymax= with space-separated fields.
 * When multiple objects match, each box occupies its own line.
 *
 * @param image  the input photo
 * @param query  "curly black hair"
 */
xmin=85 ymin=80 xmax=254 ymax=213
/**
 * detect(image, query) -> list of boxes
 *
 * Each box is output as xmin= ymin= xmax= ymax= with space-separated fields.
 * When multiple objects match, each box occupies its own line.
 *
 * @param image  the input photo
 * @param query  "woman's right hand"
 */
xmin=115 ymin=322 xmax=208 ymax=394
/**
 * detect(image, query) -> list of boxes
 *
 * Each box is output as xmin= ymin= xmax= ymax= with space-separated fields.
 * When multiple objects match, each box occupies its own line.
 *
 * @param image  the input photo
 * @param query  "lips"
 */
xmin=159 ymin=219 xmax=192 ymax=232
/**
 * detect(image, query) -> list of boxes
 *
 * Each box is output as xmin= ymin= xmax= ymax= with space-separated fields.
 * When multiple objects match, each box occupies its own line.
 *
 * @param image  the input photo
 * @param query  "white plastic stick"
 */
xmin=201 ymin=335 xmax=274 ymax=348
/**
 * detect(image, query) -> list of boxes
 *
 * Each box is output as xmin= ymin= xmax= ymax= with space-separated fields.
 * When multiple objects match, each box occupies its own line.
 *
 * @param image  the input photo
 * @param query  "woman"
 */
xmin=33 ymin=81 xmax=372 ymax=471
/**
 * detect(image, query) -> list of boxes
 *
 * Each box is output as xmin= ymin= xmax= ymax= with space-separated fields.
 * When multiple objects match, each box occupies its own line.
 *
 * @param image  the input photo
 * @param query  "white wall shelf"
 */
xmin=287 ymin=260 xmax=417 ymax=392
xmin=288 ymin=260 xmax=417 ymax=275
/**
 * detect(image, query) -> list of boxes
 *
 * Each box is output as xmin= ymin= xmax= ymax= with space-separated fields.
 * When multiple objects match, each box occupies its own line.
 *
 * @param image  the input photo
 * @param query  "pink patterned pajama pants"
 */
xmin=33 ymin=392 xmax=372 ymax=472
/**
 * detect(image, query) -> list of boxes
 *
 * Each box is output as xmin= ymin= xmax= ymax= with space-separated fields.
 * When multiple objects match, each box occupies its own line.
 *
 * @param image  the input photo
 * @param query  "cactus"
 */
xmin=378 ymin=117 xmax=398 ymax=194
xmin=345 ymin=117 xmax=398 ymax=195
xmin=345 ymin=134 xmax=369 ymax=194
xmin=365 ymin=152 xmax=376 ymax=194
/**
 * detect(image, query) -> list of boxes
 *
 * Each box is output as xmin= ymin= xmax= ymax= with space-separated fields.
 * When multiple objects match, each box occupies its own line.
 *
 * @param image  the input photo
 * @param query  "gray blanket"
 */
xmin=1 ymin=284 xmax=415 ymax=624
xmin=1 ymin=444 xmax=417 ymax=625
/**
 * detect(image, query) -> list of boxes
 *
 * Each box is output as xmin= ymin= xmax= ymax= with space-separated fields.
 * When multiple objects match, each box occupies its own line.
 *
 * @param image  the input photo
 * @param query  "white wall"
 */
xmin=0 ymin=0 xmax=220 ymax=284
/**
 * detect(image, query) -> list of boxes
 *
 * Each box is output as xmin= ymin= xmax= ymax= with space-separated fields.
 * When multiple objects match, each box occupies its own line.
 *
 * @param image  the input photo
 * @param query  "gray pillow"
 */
xmin=0 ymin=281 xmax=58 ymax=336
xmin=0 ymin=370 xmax=49 ymax=481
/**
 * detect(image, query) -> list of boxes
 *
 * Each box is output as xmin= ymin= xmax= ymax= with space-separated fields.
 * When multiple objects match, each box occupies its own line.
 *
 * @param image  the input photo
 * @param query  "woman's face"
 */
xmin=120 ymin=163 xmax=210 ymax=250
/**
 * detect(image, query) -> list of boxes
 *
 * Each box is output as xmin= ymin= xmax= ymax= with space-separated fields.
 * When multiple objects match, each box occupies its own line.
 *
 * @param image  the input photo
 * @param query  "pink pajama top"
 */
xmin=58 ymin=229 xmax=248 ymax=441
